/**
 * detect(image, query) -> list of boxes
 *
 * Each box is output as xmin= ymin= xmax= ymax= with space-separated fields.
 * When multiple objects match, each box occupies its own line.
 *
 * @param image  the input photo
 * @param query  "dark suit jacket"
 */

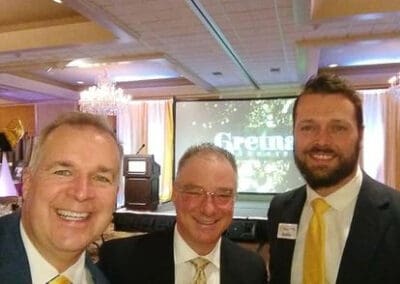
xmin=267 ymin=173 xmax=400 ymax=284
xmin=0 ymin=211 xmax=110 ymax=284
xmin=98 ymin=228 xmax=268 ymax=283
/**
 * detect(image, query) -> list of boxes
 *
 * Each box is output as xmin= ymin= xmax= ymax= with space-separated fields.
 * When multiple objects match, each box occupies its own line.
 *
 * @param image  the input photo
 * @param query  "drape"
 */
xmin=383 ymin=88 xmax=400 ymax=190
xmin=359 ymin=89 xmax=400 ymax=190
xmin=359 ymin=90 xmax=385 ymax=183
xmin=116 ymin=99 xmax=174 ymax=206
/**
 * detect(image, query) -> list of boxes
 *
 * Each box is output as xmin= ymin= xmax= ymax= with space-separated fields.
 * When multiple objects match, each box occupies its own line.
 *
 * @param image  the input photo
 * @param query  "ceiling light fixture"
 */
xmin=66 ymin=58 xmax=100 ymax=68
xmin=79 ymin=71 xmax=130 ymax=116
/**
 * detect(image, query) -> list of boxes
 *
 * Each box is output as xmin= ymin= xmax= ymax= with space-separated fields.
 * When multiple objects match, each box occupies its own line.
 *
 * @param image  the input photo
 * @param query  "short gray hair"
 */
xmin=28 ymin=112 xmax=123 ymax=171
xmin=176 ymin=142 xmax=237 ymax=188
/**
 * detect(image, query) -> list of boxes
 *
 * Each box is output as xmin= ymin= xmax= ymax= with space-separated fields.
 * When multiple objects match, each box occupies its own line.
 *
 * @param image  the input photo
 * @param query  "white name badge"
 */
xmin=277 ymin=223 xmax=298 ymax=240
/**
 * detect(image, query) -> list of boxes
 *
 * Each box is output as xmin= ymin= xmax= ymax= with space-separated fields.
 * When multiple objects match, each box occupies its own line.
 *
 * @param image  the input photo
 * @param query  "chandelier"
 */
xmin=79 ymin=72 xmax=130 ymax=116
xmin=388 ymin=72 xmax=400 ymax=88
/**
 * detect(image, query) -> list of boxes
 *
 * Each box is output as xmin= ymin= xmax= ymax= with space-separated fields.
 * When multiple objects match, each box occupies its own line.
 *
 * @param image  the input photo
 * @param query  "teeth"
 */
xmin=57 ymin=209 xmax=89 ymax=221
xmin=310 ymin=150 xmax=335 ymax=160
xmin=197 ymin=219 xmax=216 ymax=225
xmin=311 ymin=153 xmax=334 ymax=160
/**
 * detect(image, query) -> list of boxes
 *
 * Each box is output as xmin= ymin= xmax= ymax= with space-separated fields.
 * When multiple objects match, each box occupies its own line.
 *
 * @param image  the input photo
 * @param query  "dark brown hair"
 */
xmin=292 ymin=73 xmax=364 ymax=131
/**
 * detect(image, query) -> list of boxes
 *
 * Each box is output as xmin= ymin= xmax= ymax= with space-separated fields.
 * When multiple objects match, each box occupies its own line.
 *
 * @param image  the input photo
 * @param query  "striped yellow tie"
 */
xmin=190 ymin=257 xmax=210 ymax=284
xmin=47 ymin=275 xmax=72 ymax=284
xmin=303 ymin=198 xmax=330 ymax=284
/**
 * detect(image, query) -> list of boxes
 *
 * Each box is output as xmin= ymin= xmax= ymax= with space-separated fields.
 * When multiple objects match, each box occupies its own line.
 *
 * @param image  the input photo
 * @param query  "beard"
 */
xmin=294 ymin=141 xmax=361 ymax=190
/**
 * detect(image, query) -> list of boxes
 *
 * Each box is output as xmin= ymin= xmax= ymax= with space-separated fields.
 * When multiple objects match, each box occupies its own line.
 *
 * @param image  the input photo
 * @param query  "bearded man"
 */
xmin=267 ymin=73 xmax=400 ymax=284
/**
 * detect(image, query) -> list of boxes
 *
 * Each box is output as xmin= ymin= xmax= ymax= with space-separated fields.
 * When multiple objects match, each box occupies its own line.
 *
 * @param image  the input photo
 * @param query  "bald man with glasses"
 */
xmin=98 ymin=143 xmax=268 ymax=284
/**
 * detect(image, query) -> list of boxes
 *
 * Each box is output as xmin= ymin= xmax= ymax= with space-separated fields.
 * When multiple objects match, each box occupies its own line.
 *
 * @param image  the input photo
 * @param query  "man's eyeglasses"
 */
xmin=175 ymin=185 xmax=234 ymax=206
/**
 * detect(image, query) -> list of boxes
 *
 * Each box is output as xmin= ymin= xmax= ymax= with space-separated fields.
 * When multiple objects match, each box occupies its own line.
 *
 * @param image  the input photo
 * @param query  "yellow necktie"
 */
xmin=303 ymin=198 xmax=330 ymax=284
xmin=47 ymin=275 xmax=72 ymax=284
xmin=190 ymin=257 xmax=210 ymax=284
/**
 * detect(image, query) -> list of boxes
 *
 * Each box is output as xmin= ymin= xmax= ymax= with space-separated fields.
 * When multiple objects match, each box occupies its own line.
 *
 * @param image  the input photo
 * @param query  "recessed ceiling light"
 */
xmin=328 ymin=64 xmax=338 ymax=68
xmin=66 ymin=58 xmax=95 ymax=68
xmin=53 ymin=0 xmax=63 ymax=3
xmin=76 ymin=81 xmax=85 ymax=85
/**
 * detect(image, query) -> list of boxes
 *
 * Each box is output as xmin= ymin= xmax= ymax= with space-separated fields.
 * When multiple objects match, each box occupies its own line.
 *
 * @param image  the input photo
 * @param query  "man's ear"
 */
xmin=21 ymin=168 xmax=32 ymax=200
xmin=359 ymin=126 xmax=364 ymax=149
xmin=171 ymin=183 xmax=177 ymax=202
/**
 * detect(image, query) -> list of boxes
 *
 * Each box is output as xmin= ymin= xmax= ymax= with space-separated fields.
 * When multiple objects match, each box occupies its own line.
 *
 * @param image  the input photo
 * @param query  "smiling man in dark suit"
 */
xmin=0 ymin=112 xmax=122 ymax=284
xmin=99 ymin=143 xmax=268 ymax=283
xmin=267 ymin=73 xmax=400 ymax=284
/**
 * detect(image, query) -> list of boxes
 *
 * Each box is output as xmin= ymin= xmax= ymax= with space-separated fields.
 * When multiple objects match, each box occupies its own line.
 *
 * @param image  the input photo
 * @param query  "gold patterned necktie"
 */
xmin=47 ymin=275 xmax=72 ymax=284
xmin=190 ymin=257 xmax=210 ymax=284
xmin=303 ymin=198 xmax=330 ymax=284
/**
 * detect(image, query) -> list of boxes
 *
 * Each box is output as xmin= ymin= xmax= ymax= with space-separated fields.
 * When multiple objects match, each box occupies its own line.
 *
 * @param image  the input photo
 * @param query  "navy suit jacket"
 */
xmin=98 ymin=228 xmax=268 ymax=284
xmin=267 ymin=173 xmax=400 ymax=284
xmin=0 ymin=212 xmax=109 ymax=284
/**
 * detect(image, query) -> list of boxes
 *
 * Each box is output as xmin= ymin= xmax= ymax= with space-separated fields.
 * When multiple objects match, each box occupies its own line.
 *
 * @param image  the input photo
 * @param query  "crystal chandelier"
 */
xmin=79 ymin=72 xmax=130 ymax=116
xmin=388 ymin=72 xmax=400 ymax=88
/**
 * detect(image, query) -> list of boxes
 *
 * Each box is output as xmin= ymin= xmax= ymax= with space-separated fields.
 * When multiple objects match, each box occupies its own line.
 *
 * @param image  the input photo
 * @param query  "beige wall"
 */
xmin=0 ymin=102 xmax=77 ymax=137
xmin=35 ymin=102 xmax=77 ymax=135
xmin=0 ymin=105 xmax=35 ymax=136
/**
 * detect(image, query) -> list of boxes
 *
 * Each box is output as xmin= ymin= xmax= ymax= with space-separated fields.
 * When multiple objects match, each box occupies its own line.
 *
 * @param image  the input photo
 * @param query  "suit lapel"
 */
xmin=85 ymin=256 xmax=110 ymax=284
xmin=152 ymin=257 xmax=174 ymax=283
xmin=2 ymin=244 xmax=31 ymax=284
xmin=274 ymin=188 xmax=306 ymax=280
xmin=151 ymin=231 xmax=175 ymax=284
xmin=220 ymin=239 xmax=233 ymax=284
xmin=0 ymin=212 xmax=32 ymax=283
xmin=336 ymin=175 xmax=391 ymax=283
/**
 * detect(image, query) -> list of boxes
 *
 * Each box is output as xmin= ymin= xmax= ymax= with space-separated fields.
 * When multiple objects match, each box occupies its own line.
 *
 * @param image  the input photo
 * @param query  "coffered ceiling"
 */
xmin=1 ymin=0 xmax=400 ymax=104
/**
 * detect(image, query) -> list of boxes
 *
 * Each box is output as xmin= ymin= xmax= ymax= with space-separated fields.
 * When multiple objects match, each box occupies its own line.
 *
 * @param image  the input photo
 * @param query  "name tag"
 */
xmin=277 ymin=223 xmax=297 ymax=240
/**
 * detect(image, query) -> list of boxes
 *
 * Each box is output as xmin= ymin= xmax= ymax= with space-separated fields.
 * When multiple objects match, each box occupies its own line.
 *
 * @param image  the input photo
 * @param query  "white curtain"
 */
xmin=359 ymin=89 xmax=386 ymax=183
xmin=116 ymin=99 xmax=173 ymax=206
xmin=382 ymin=88 xmax=400 ymax=189
xmin=359 ymin=88 xmax=400 ymax=190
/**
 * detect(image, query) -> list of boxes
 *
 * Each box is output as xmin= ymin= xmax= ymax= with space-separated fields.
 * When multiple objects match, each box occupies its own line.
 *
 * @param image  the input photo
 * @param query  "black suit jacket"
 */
xmin=0 ymin=211 xmax=110 ymax=284
xmin=98 ymin=229 xmax=268 ymax=284
xmin=267 ymin=173 xmax=400 ymax=284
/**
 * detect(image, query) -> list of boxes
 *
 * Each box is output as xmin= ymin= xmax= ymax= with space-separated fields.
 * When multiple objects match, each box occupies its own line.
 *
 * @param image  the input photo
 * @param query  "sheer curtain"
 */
xmin=116 ymin=99 xmax=174 ymax=206
xmin=359 ymin=89 xmax=400 ymax=190
xmin=359 ymin=90 xmax=386 ymax=183
xmin=383 ymin=88 xmax=400 ymax=189
xmin=146 ymin=100 xmax=174 ymax=202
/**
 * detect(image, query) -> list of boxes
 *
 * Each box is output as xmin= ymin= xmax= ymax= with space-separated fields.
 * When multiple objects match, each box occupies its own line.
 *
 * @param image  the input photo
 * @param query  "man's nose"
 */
xmin=314 ymin=128 xmax=331 ymax=145
xmin=69 ymin=176 xmax=95 ymax=201
xmin=200 ymin=194 xmax=218 ymax=215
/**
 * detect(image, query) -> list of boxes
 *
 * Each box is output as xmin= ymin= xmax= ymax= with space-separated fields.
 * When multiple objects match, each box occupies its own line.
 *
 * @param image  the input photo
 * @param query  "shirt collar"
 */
xmin=173 ymin=224 xmax=221 ymax=269
xmin=306 ymin=166 xmax=363 ymax=211
xmin=20 ymin=222 xmax=87 ymax=284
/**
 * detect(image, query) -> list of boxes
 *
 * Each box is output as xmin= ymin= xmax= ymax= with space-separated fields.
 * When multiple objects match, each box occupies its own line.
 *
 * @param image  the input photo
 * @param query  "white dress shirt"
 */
xmin=174 ymin=225 xmax=221 ymax=284
xmin=20 ymin=222 xmax=88 ymax=284
xmin=290 ymin=166 xmax=362 ymax=284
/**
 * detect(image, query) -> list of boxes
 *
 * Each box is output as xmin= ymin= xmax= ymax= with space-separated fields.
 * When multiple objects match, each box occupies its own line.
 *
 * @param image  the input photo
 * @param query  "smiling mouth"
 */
xmin=310 ymin=152 xmax=335 ymax=160
xmin=308 ymin=147 xmax=337 ymax=160
xmin=56 ymin=209 xmax=89 ymax=221
xmin=196 ymin=218 xmax=217 ymax=226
